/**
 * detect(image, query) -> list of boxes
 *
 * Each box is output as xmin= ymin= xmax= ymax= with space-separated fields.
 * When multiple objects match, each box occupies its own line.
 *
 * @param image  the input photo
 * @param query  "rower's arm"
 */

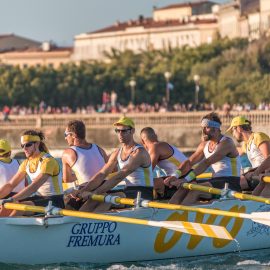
xmin=148 ymin=144 xmax=160 ymax=169
xmin=62 ymin=148 xmax=77 ymax=183
xmin=97 ymin=146 xmax=109 ymax=163
xmin=0 ymin=171 xmax=26 ymax=199
xmin=12 ymin=173 xmax=50 ymax=201
xmin=194 ymin=139 xmax=232 ymax=176
xmin=79 ymin=149 xmax=119 ymax=193
xmin=95 ymin=148 xmax=147 ymax=194
xmin=253 ymin=155 xmax=270 ymax=175
xmin=188 ymin=142 xmax=205 ymax=166
xmin=258 ymin=141 xmax=270 ymax=159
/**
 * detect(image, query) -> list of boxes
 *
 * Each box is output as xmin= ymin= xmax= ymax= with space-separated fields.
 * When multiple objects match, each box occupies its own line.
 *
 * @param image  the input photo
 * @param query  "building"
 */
xmin=0 ymin=33 xmax=41 ymax=52
xmin=0 ymin=42 xmax=73 ymax=68
xmin=0 ymin=34 xmax=73 ymax=68
xmin=218 ymin=0 xmax=270 ymax=40
xmin=73 ymin=1 xmax=219 ymax=62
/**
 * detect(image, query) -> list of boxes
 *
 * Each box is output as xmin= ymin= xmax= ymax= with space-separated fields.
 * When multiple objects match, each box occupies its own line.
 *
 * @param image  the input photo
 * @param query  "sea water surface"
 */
xmin=2 ymin=249 xmax=270 ymax=270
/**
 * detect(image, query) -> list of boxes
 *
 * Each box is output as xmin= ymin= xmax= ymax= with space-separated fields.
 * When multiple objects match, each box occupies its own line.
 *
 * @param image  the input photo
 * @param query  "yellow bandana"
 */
xmin=21 ymin=135 xmax=41 ymax=145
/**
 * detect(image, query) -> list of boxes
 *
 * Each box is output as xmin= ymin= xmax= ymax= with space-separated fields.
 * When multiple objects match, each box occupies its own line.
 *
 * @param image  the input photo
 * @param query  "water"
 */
xmin=2 ymin=249 xmax=270 ymax=269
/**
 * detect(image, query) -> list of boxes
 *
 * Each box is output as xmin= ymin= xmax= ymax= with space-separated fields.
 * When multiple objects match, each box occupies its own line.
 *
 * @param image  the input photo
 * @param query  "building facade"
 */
xmin=73 ymin=1 xmax=218 ymax=62
xmin=0 ymin=43 xmax=73 ymax=69
xmin=218 ymin=0 xmax=270 ymax=40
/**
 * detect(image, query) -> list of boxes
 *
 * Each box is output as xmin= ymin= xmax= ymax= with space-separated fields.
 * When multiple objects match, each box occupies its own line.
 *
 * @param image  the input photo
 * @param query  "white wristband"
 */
xmin=184 ymin=171 xmax=196 ymax=182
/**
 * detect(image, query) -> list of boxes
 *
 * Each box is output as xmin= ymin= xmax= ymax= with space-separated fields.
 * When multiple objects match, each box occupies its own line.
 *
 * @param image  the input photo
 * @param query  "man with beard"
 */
xmin=227 ymin=116 xmax=270 ymax=196
xmin=72 ymin=117 xmax=153 ymax=212
xmin=164 ymin=112 xmax=241 ymax=205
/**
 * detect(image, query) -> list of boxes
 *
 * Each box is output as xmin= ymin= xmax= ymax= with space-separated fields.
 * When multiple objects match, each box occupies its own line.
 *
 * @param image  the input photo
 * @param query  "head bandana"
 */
xmin=21 ymin=135 xmax=41 ymax=145
xmin=201 ymin=119 xmax=221 ymax=129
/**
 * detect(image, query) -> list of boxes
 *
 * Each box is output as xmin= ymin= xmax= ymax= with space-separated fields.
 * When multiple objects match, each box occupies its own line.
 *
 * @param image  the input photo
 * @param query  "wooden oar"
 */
xmin=90 ymin=194 xmax=270 ymax=227
xmin=3 ymin=202 xmax=232 ymax=240
xmin=182 ymin=182 xmax=270 ymax=204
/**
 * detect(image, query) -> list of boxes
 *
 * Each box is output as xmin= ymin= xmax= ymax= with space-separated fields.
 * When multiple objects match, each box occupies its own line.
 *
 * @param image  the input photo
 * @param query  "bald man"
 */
xmin=140 ymin=127 xmax=187 ymax=199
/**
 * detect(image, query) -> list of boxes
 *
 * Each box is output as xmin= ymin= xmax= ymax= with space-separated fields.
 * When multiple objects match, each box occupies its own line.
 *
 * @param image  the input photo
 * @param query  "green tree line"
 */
xmin=0 ymin=36 xmax=269 ymax=110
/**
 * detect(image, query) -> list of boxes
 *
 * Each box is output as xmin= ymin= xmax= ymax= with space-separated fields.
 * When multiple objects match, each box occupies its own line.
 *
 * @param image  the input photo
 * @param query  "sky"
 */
xmin=0 ymin=0 xmax=227 ymax=46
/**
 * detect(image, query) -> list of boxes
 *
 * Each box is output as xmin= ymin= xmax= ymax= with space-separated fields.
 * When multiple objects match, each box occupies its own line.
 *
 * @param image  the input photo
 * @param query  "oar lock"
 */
xmin=220 ymin=183 xmax=235 ymax=199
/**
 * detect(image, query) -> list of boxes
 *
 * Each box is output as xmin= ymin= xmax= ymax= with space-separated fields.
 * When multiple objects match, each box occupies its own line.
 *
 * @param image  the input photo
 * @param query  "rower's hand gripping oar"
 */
xmin=89 ymin=193 xmax=270 ymax=227
xmin=3 ymin=202 xmax=233 ymax=240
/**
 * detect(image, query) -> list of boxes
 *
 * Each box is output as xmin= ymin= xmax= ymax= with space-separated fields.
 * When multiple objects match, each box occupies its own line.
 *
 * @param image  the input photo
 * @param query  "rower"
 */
xmin=62 ymin=120 xmax=108 ymax=210
xmin=0 ymin=139 xmax=26 ymax=216
xmin=227 ymin=116 xmax=270 ymax=196
xmin=164 ymin=112 xmax=241 ymax=205
xmin=0 ymin=130 xmax=64 ymax=216
xmin=72 ymin=116 xmax=154 ymax=212
xmin=140 ymin=127 xmax=187 ymax=199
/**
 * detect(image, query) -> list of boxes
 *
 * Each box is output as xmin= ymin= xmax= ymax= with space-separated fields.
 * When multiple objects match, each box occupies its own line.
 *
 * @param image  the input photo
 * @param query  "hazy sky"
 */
xmin=0 ymin=0 xmax=227 ymax=46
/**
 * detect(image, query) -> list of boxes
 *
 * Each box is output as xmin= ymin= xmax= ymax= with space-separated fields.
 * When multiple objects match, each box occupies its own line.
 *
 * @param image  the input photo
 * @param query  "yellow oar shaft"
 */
xmin=4 ymin=203 xmax=232 ymax=240
xmin=4 ymin=203 xmax=148 ymax=226
xmin=262 ymin=176 xmax=270 ymax=183
xmin=91 ymin=194 xmax=243 ymax=218
xmin=182 ymin=183 xmax=270 ymax=204
xmin=182 ymin=183 xmax=222 ymax=195
xmin=196 ymin=173 xmax=212 ymax=179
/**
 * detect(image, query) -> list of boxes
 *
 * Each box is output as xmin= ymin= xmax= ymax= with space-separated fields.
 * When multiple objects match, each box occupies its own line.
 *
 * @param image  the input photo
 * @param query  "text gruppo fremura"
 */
xmin=67 ymin=222 xmax=120 ymax=247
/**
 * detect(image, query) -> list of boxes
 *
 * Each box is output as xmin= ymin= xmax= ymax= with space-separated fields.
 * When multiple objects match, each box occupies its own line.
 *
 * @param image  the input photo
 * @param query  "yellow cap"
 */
xmin=113 ymin=117 xmax=135 ymax=128
xmin=226 ymin=116 xmax=250 ymax=133
xmin=0 ymin=139 xmax=11 ymax=155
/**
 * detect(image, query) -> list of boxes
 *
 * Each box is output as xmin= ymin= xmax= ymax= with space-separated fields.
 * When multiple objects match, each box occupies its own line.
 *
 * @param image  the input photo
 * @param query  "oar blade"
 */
xmin=150 ymin=220 xmax=233 ymax=240
xmin=250 ymin=212 xmax=270 ymax=226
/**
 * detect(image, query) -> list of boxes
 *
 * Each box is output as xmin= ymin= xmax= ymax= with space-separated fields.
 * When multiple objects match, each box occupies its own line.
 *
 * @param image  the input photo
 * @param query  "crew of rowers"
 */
xmin=0 ymin=112 xmax=270 ymax=216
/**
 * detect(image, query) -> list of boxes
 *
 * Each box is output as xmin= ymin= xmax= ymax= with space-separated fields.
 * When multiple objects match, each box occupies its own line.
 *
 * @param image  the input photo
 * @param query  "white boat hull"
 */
xmin=1 ymin=198 xmax=270 ymax=264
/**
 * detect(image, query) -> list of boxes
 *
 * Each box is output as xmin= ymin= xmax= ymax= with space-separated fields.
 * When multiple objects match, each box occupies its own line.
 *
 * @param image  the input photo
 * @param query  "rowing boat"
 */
xmin=1 ymin=196 xmax=270 ymax=264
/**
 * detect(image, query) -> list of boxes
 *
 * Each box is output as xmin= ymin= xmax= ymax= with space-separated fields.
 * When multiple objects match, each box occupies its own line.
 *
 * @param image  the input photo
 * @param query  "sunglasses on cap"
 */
xmin=115 ymin=128 xmax=132 ymax=134
xmin=64 ymin=131 xmax=73 ymax=138
xmin=21 ymin=142 xmax=35 ymax=149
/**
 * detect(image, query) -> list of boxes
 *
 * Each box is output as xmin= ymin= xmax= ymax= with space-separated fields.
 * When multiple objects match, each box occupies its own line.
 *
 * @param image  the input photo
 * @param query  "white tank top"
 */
xmin=0 ymin=159 xmax=25 ymax=193
xmin=203 ymin=136 xmax=241 ymax=177
xmin=70 ymin=144 xmax=106 ymax=185
xmin=117 ymin=145 xmax=153 ymax=187
xmin=246 ymin=133 xmax=268 ymax=168
xmin=157 ymin=144 xmax=187 ymax=175
xmin=26 ymin=153 xmax=63 ymax=196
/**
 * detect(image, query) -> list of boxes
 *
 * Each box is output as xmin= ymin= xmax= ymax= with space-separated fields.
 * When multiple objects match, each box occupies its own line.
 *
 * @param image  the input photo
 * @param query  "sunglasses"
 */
xmin=115 ymin=128 xmax=131 ymax=134
xmin=64 ymin=131 xmax=73 ymax=138
xmin=21 ymin=142 xmax=35 ymax=149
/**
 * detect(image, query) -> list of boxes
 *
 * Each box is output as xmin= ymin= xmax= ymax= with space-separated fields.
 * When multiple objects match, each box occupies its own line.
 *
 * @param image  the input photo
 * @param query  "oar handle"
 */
xmin=262 ymin=176 xmax=270 ymax=183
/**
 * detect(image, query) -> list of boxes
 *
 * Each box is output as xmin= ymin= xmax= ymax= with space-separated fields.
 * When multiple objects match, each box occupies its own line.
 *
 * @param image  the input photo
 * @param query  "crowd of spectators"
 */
xmin=1 ymin=101 xmax=270 ymax=118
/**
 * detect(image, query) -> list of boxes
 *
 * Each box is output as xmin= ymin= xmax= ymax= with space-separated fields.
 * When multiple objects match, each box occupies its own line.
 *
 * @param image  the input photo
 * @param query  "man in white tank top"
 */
xmin=72 ymin=117 xmax=153 ymax=212
xmin=227 ymin=116 xmax=270 ymax=196
xmin=62 ymin=120 xmax=108 ymax=210
xmin=0 ymin=139 xmax=25 ymax=216
xmin=164 ymin=112 xmax=241 ymax=205
xmin=140 ymin=127 xmax=187 ymax=199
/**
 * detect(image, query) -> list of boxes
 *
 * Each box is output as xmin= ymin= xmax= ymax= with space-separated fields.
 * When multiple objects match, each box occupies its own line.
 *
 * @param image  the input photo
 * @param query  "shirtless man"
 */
xmin=73 ymin=117 xmax=153 ymax=212
xmin=164 ymin=112 xmax=241 ymax=205
xmin=140 ymin=127 xmax=187 ymax=199
xmin=62 ymin=120 xmax=108 ymax=210
xmin=227 ymin=116 xmax=270 ymax=196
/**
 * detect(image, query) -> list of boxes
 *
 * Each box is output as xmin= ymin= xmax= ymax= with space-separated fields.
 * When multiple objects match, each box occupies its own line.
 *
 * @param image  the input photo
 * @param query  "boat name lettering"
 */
xmin=67 ymin=222 xmax=120 ymax=248
xmin=71 ymin=222 xmax=117 ymax=234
